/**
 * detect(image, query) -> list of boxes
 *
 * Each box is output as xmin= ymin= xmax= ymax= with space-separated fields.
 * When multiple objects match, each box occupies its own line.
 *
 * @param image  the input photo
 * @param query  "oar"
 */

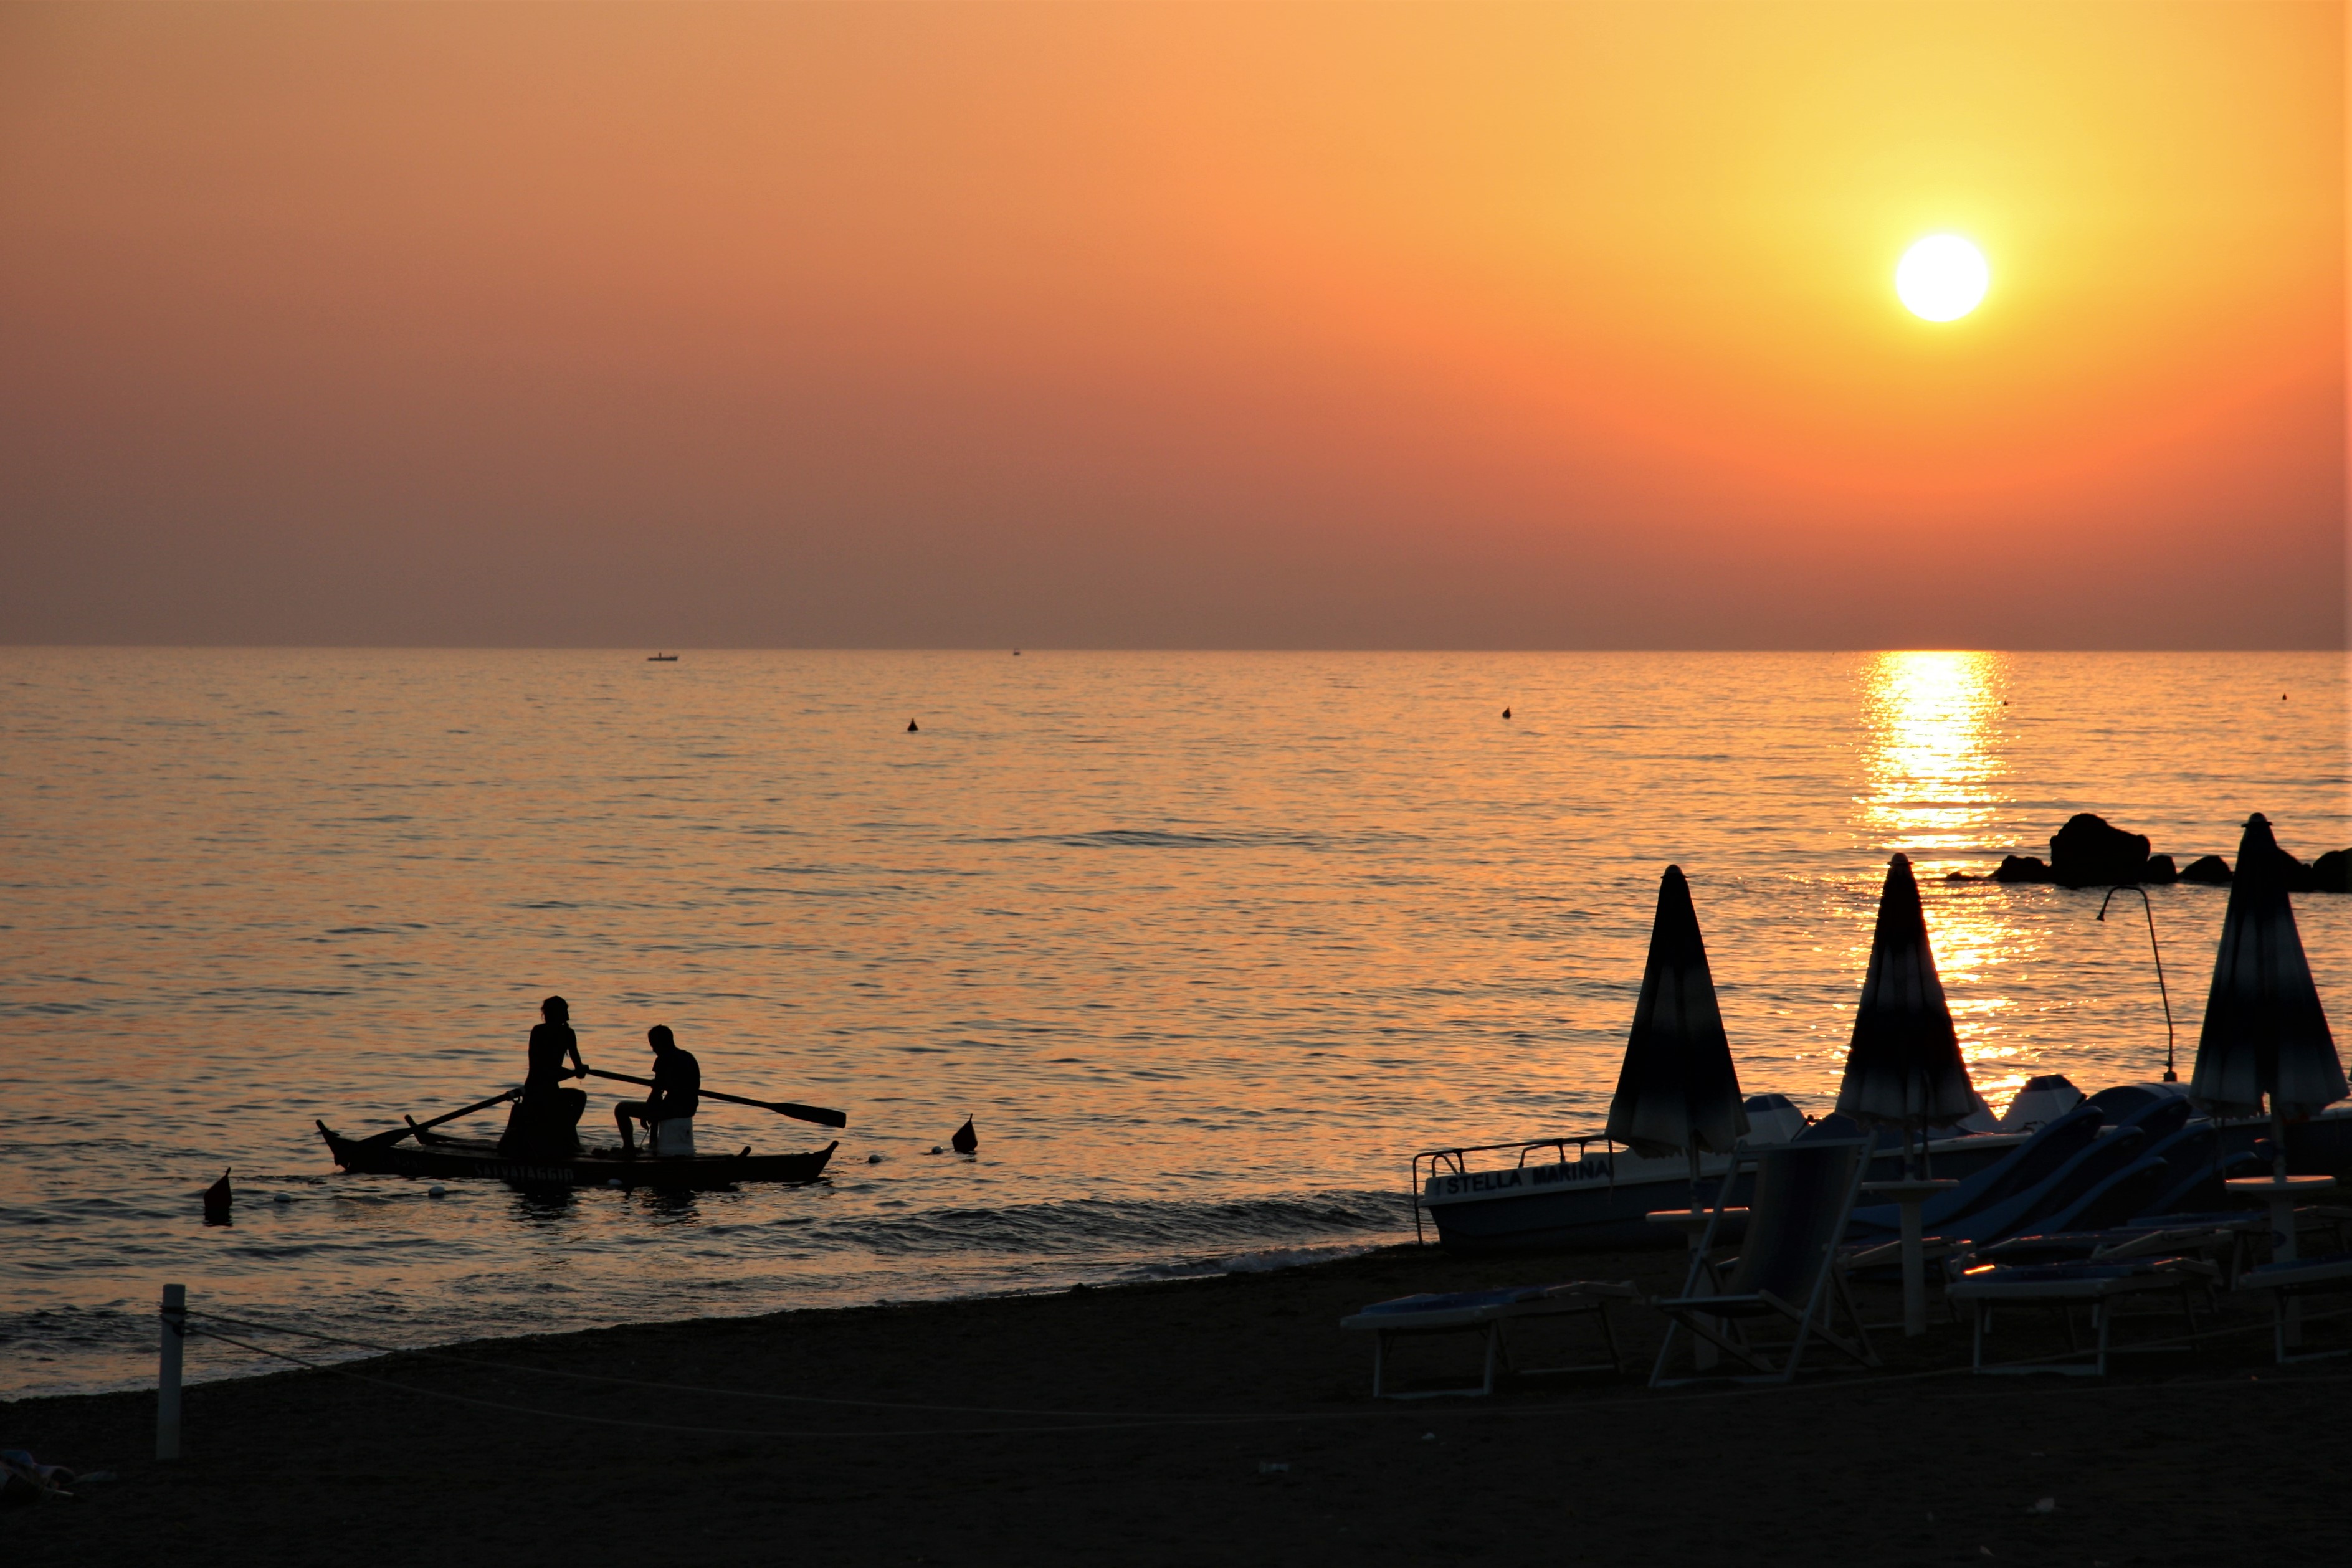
xmin=359 ymin=1087 xmax=523 ymax=1147
xmin=582 ymin=1068 xmax=847 ymax=1128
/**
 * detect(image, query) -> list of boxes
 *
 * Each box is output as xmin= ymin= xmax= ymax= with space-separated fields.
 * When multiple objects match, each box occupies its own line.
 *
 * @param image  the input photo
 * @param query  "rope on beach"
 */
xmin=186 ymin=1309 xmax=1253 ymax=1420
xmin=181 ymin=1323 xmax=1393 ymax=1440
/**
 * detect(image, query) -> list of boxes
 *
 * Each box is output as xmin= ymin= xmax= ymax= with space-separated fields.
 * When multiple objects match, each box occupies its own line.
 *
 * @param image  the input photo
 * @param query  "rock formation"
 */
xmin=2048 ymin=813 xmax=2151 ymax=889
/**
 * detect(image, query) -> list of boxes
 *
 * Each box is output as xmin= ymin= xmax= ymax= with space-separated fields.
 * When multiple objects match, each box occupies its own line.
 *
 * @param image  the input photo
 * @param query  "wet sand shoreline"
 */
xmin=7 ymin=1243 xmax=2348 ymax=1566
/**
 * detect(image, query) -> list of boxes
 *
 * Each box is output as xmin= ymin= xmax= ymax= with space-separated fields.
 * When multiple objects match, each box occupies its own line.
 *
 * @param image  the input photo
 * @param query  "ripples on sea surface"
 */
xmin=2 ymin=649 xmax=2345 ymax=1395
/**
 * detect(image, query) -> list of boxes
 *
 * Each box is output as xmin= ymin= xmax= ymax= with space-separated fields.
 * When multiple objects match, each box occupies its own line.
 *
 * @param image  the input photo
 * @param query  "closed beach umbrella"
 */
xmin=1606 ymin=865 xmax=1749 ymax=1165
xmin=1834 ymin=854 xmax=1979 ymax=1135
xmin=2188 ymin=814 xmax=2344 ymax=1139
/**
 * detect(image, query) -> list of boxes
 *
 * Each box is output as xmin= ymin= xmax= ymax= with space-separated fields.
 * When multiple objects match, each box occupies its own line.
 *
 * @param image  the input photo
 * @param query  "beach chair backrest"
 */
xmin=1915 ymin=1105 xmax=2103 ymax=1228
xmin=1725 ymin=1141 xmax=1864 ymax=1301
xmin=2112 ymin=1095 xmax=2193 ymax=1139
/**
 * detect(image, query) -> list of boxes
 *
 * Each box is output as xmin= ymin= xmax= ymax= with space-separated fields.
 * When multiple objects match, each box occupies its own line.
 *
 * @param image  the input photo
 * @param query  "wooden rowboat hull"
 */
xmin=317 ymin=1123 xmax=837 ymax=1189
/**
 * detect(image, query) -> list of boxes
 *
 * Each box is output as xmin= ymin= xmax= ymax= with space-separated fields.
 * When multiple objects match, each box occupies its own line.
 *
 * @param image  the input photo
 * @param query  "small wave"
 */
xmin=799 ymin=1190 xmax=1407 ymax=1258
xmin=960 ymin=827 xmax=1424 ymax=852
xmin=1131 ymin=1241 xmax=1383 ymax=1281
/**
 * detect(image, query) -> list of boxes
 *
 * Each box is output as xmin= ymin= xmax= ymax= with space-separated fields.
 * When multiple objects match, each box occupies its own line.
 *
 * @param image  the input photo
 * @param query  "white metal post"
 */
xmin=157 ymin=1283 xmax=186 ymax=1461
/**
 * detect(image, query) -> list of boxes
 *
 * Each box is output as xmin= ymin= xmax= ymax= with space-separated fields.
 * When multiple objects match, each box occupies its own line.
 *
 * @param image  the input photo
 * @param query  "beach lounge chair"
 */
xmin=1844 ymin=1105 xmax=2104 ymax=1243
xmin=1341 ymin=1281 xmax=1638 ymax=1399
xmin=2235 ymin=1253 xmax=2352 ymax=1364
xmin=1948 ymin=1256 xmax=2216 ymax=1376
xmin=1650 ymin=1139 xmax=1876 ymax=1387
xmin=1920 ymin=1123 xmax=2159 ymax=1250
xmin=1973 ymin=1218 xmax=2257 ymax=1272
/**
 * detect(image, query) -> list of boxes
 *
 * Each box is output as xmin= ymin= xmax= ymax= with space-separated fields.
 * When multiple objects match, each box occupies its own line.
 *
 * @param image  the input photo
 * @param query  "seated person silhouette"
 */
xmin=614 ymin=1025 xmax=701 ymax=1155
xmin=500 ymin=995 xmax=589 ymax=1156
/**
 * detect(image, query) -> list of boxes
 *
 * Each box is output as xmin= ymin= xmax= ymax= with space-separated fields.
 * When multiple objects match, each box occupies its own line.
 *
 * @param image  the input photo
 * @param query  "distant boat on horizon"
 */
xmin=647 ymin=652 xmax=678 ymax=662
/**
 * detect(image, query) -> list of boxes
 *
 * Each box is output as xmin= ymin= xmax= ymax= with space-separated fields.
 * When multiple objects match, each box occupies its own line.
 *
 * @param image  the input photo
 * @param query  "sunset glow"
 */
xmin=0 ymin=1 xmax=2340 ymax=649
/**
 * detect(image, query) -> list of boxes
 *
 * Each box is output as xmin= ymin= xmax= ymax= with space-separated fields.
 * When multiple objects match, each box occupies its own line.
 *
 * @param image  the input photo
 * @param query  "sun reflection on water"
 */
xmin=1859 ymin=650 xmax=2006 ymax=864
xmin=1856 ymin=651 xmax=2034 ymax=1104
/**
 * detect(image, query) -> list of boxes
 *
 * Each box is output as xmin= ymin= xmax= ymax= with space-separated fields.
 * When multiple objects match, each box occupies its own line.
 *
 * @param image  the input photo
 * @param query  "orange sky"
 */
xmin=1 ymin=1 xmax=2341 ymax=647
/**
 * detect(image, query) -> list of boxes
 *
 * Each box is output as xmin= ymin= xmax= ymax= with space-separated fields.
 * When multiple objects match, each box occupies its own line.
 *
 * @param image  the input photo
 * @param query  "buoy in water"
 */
xmin=1502 ymin=707 xmax=1512 ymax=719
xmin=428 ymin=1184 xmax=448 ymax=1198
xmin=866 ymin=1153 xmax=882 ymax=1164
xmin=907 ymin=719 xmax=919 ymax=732
xmin=951 ymin=1116 xmax=978 ymax=1156
xmin=202 ymin=1168 xmax=232 ymax=1225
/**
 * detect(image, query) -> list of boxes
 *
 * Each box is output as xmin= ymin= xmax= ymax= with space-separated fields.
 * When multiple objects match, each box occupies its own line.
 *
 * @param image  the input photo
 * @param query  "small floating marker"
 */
xmin=428 ymin=1184 xmax=448 ymax=1198
xmin=865 ymin=1152 xmax=882 ymax=1164
xmin=606 ymin=1177 xmax=624 ymax=1188
xmin=1502 ymin=707 xmax=1512 ymax=719
xmin=202 ymin=1168 xmax=232 ymax=1225
xmin=907 ymin=719 xmax=919 ymax=732
xmin=1013 ymin=650 xmax=1021 ymax=656
xmin=928 ymin=1144 xmax=943 ymax=1156
xmin=951 ymin=1116 xmax=978 ymax=1155
xmin=272 ymin=1192 xmax=292 ymax=1204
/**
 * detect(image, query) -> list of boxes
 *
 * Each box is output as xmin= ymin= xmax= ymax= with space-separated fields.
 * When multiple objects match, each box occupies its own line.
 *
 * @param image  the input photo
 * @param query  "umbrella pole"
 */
xmin=2270 ymin=1097 xmax=2290 ymax=1182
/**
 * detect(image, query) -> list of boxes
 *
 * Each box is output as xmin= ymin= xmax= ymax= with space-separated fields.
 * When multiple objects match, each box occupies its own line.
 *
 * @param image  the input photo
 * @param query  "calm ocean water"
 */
xmin=2 ymin=649 xmax=2345 ymax=1396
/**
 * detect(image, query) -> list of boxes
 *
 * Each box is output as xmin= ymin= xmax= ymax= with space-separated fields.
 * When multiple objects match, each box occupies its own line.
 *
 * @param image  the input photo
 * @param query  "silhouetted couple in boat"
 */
xmin=498 ymin=996 xmax=699 ymax=1157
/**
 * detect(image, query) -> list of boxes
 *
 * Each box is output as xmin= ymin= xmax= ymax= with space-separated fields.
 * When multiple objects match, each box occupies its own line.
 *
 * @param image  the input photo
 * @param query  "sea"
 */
xmin=2 ymin=649 xmax=2345 ymax=1397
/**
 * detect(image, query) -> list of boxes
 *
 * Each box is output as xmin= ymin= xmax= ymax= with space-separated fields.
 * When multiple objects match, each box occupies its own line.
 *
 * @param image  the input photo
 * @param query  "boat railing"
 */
xmin=1409 ymin=1132 xmax=1616 ymax=1246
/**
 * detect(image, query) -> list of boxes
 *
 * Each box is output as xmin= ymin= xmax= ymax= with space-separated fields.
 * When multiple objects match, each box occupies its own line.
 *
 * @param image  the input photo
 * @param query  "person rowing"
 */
xmin=499 ymin=994 xmax=590 ymax=1154
xmin=613 ymin=1025 xmax=700 ymax=1156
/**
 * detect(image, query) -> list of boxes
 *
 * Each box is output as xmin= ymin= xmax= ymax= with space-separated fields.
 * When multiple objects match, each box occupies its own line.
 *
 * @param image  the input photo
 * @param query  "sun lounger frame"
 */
xmin=1650 ymin=1139 xmax=1877 ymax=1387
xmin=2236 ymin=1253 xmax=2352 ymax=1365
xmin=1341 ymin=1283 xmax=1638 ymax=1400
xmin=1950 ymin=1260 xmax=2216 ymax=1376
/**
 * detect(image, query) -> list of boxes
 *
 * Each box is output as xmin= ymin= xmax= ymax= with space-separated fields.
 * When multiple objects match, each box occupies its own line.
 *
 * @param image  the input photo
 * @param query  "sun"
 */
xmin=1895 ymin=235 xmax=1989 ymax=322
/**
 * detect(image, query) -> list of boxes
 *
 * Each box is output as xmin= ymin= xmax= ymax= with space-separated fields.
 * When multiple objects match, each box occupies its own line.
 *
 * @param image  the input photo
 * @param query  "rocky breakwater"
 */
xmin=1983 ymin=813 xmax=2350 ymax=892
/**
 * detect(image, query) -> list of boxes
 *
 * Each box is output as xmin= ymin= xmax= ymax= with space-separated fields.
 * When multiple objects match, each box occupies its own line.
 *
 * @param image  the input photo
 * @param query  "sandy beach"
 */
xmin=8 ymin=1243 xmax=2348 ymax=1567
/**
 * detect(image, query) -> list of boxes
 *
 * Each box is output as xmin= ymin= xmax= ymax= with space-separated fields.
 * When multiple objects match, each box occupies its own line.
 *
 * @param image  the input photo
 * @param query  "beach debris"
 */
xmin=951 ymin=1116 xmax=978 ymax=1155
xmin=2032 ymin=1498 xmax=2056 ymax=1514
xmin=1 ymin=1449 xmax=91 ymax=1506
xmin=1256 ymin=1461 xmax=1290 ymax=1475
xmin=907 ymin=719 xmax=919 ymax=732
xmin=428 ymin=1184 xmax=448 ymax=1197
xmin=202 ymin=1168 xmax=232 ymax=1225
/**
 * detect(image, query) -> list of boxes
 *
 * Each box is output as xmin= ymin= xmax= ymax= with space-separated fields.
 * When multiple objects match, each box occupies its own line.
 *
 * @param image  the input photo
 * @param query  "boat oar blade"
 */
xmin=768 ymin=1101 xmax=849 ymax=1129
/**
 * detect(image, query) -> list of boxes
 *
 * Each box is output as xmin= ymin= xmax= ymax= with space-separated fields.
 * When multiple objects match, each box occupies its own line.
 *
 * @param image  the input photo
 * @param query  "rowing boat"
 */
xmin=316 ymin=1121 xmax=837 ymax=1189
